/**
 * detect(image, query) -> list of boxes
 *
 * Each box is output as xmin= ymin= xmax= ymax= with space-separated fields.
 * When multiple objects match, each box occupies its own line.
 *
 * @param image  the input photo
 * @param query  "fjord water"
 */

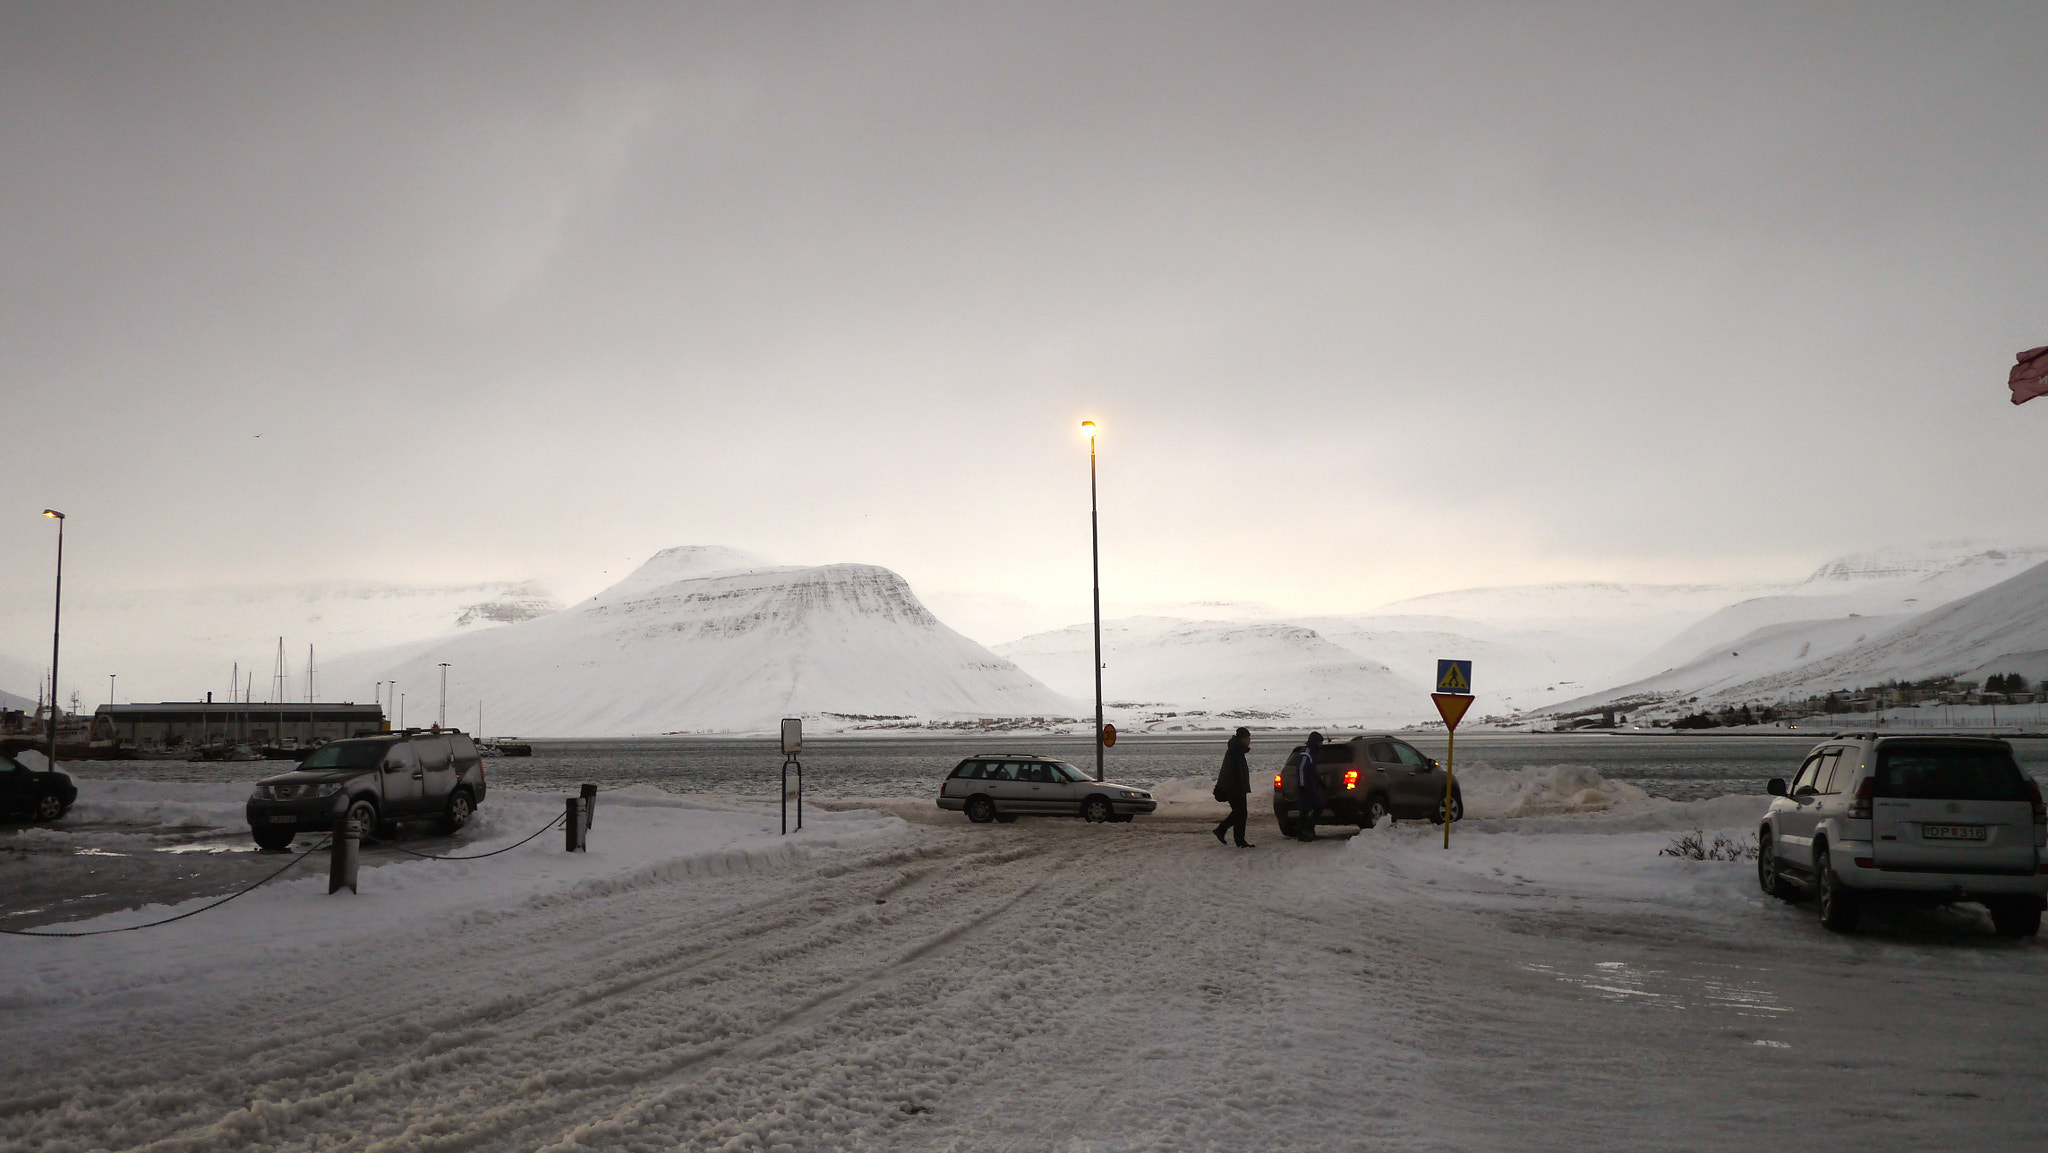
xmin=68 ymin=731 xmax=2048 ymax=803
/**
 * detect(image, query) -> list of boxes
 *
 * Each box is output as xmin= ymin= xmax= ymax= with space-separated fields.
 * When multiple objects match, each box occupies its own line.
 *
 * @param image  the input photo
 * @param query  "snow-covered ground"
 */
xmin=4 ymin=772 xmax=2043 ymax=1151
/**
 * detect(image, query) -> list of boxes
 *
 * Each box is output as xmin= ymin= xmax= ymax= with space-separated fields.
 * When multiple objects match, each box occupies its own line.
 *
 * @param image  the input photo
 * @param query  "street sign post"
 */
xmin=1100 ymin=723 xmax=1117 ymax=749
xmin=1431 ymin=659 xmax=1473 ymax=850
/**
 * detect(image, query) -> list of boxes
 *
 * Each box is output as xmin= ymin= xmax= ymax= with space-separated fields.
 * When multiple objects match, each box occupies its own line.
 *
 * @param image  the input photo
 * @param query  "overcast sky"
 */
xmin=5 ymin=2 xmax=2047 ymax=654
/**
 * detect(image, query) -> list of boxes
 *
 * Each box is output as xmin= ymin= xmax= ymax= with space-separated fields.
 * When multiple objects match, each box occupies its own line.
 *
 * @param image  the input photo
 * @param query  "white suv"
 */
xmin=1757 ymin=735 xmax=2046 ymax=936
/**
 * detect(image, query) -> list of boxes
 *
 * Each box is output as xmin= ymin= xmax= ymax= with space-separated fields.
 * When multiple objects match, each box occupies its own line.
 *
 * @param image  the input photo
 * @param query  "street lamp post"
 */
xmin=42 ymin=510 xmax=64 ymax=771
xmin=438 ymin=663 xmax=450 ymax=728
xmin=108 ymin=674 xmax=115 ymax=707
xmin=1082 ymin=421 xmax=1103 ymax=782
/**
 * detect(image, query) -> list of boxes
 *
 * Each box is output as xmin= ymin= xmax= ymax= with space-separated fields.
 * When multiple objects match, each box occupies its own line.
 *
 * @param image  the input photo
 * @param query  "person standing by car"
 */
xmin=1291 ymin=732 xmax=1325 ymax=841
xmin=1212 ymin=727 xmax=1254 ymax=848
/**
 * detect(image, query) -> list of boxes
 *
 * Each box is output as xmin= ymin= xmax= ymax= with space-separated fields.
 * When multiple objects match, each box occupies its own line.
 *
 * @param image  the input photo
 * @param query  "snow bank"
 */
xmin=1456 ymin=763 xmax=1652 ymax=819
xmin=62 ymin=779 xmax=254 ymax=829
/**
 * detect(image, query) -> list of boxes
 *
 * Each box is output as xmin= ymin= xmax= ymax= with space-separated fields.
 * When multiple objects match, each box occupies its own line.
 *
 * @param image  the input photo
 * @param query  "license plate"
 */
xmin=263 ymin=815 xmax=297 ymax=825
xmin=1921 ymin=824 xmax=1985 ymax=841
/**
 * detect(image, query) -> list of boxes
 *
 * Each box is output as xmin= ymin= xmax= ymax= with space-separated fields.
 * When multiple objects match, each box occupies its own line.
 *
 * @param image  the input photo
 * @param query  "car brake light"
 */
xmin=1343 ymin=770 xmax=1359 ymax=791
xmin=1273 ymin=773 xmax=1283 ymax=789
xmin=1849 ymin=778 xmax=1873 ymax=820
xmin=2030 ymin=780 xmax=2045 ymax=826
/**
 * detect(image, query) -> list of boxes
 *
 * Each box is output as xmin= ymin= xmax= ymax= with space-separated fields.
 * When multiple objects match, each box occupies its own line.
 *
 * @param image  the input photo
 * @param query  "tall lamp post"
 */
xmin=1082 ymin=421 xmax=1104 ymax=782
xmin=438 ymin=663 xmax=450 ymax=728
xmin=42 ymin=509 xmax=65 ymax=772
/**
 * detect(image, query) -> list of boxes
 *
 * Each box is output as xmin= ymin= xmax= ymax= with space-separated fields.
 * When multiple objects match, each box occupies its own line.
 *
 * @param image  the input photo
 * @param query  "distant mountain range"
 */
xmin=9 ymin=539 xmax=2045 ymax=735
xmin=320 ymin=547 xmax=1077 ymax=736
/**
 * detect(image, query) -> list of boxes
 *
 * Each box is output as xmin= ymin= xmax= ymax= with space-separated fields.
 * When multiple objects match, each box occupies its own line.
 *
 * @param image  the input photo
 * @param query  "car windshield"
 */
xmin=1053 ymin=762 xmax=1093 ymax=783
xmin=297 ymin=742 xmax=387 ymax=771
xmin=1874 ymin=745 xmax=2030 ymax=801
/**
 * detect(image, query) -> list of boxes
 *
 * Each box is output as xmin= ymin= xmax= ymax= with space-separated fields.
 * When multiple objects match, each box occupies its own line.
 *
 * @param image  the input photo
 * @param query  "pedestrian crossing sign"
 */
xmin=1436 ymin=659 xmax=1473 ymax=694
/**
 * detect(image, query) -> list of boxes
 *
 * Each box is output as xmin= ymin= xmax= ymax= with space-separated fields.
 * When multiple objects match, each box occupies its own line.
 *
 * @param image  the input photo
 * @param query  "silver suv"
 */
xmin=937 ymin=754 xmax=1156 ymax=824
xmin=1757 ymin=735 xmax=2046 ymax=936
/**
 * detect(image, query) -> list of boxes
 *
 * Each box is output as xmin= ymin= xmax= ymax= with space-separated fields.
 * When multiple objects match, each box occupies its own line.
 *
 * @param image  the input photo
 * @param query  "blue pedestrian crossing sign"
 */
xmin=1435 ymin=659 xmax=1473 ymax=694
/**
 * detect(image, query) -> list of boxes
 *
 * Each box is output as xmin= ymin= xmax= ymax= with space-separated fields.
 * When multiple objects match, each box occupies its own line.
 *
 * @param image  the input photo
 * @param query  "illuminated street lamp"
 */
xmin=1081 ymin=421 xmax=1104 ymax=782
xmin=42 ymin=509 xmax=64 ymax=771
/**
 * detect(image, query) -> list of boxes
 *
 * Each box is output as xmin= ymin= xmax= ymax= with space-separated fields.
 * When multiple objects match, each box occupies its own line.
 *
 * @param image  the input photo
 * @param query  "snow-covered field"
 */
xmin=4 ymin=772 xmax=2044 ymax=1151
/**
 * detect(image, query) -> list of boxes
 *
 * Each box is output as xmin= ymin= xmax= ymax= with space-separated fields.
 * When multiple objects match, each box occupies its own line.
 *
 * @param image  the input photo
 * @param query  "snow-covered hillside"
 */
xmin=0 ymin=580 xmax=560 ymax=704
xmin=995 ymin=617 xmax=1426 ymax=728
xmin=322 ymin=550 xmax=1078 ymax=735
xmin=1702 ymin=556 xmax=2048 ymax=703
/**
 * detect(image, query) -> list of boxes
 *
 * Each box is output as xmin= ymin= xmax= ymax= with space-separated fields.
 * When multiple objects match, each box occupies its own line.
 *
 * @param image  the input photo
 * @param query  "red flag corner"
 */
xmin=2011 ymin=344 xmax=2048 ymax=405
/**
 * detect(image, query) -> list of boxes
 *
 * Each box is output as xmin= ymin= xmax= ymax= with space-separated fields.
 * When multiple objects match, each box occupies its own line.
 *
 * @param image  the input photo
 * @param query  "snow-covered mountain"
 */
xmin=1700 ymin=557 xmax=2048 ymax=702
xmin=322 ymin=549 xmax=1078 ymax=736
xmin=0 ymin=580 xmax=561 ymax=704
xmin=995 ymin=617 xmax=1426 ymax=728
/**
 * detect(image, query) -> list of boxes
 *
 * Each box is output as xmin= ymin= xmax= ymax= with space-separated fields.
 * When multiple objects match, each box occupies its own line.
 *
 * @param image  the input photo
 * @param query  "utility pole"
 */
xmin=438 ymin=663 xmax=450 ymax=728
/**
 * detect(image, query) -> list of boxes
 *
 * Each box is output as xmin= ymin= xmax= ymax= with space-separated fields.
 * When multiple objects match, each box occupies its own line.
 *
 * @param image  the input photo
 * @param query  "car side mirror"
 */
xmin=1766 ymin=778 xmax=1787 ymax=797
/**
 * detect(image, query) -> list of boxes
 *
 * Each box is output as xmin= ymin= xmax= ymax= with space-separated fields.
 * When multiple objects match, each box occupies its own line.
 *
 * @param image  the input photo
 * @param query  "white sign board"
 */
xmin=780 ymin=717 xmax=803 ymax=755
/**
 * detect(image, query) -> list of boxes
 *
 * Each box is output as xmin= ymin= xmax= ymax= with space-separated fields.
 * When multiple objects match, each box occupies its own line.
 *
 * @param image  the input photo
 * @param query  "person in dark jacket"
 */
xmin=1212 ymin=727 xmax=1254 ymax=847
xmin=1291 ymin=731 xmax=1325 ymax=841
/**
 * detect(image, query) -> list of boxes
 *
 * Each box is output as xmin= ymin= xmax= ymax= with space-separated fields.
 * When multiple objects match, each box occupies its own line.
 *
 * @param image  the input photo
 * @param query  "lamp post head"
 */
xmin=43 ymin=509 xmax=64 ymax=520
xmin=1080 ymin=421 xmax=1097 ymax=439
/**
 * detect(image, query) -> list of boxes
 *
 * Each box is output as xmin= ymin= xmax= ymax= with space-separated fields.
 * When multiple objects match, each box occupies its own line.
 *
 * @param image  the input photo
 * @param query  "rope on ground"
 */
xmin=381 ymin=812 xmax=568 ymax=861
xmin=0 ymin=836 xmax=335 ymax=939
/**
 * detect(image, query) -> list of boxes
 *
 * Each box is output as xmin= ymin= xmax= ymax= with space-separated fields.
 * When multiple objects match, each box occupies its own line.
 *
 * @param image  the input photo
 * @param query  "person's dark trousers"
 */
xmin=1214 ymin=796 xmax=1248 ymax=845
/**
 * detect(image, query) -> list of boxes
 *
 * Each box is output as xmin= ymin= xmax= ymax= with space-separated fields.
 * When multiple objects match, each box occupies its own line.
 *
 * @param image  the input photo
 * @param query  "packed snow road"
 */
xmin=3 ymin=791 xmax=2044 ymax=1152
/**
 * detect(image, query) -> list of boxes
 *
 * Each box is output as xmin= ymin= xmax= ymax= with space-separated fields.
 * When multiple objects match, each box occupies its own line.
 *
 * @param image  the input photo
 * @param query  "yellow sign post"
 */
xmin=1100 ymin=723 xmax=1117 ymax=749
xmin=1430 ymin=692 xmax=1473 ymax=848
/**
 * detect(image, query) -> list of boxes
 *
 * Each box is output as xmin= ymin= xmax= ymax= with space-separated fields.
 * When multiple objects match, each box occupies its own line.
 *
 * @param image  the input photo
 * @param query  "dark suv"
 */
xmin=1274 ymin=735 xmax=1463 ymax=838
xmin=245 ymin=730 xmax=487 ymax=850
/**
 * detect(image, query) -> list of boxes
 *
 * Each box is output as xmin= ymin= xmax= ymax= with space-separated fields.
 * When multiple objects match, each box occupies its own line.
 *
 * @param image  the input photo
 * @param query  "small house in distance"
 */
xmin=95 ymin=702 xmax=387 ymax=752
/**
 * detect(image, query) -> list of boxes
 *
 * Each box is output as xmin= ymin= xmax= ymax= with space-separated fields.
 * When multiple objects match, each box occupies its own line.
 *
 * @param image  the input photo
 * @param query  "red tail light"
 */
xmin=2029 ymin=779 xmax=2045 ymax=826
xmin=1849 ymin=777 xmax=1873 ymax=820
xmin=1343 ymin=770 xmax=1359 ymax=791
xmin=1273 ymin=773 xmax=1283 ymax=790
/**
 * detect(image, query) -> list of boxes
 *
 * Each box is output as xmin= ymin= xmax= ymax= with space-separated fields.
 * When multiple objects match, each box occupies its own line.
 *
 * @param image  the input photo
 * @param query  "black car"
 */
xmin=245 ymin=729 xmax=487 ymax=850
xmin=0 ymin=750 xmax=77 ymax=823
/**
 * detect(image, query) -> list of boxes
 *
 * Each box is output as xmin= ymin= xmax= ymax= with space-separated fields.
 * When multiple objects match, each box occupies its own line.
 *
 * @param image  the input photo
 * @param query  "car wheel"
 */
xmin=1756 ymin=830 xmax=1793 ymax=900
xmin=1429 ymin=792 xmax=1463 ymax=825
xmin=1361 ymin=795 xmax=1390 ymax=829
xmin=964 ymin=795 xmax=996 ymax=824
xmin=441 ymin=790 xmax=474 ymax=834
xmin=345 ymin=797 xmax=380 ymax=841
xmin=32 ymin=793 xmax=64 ymax=822
xmin=1989 ymin=898 xmax=2043 ymax=939
xmin=1274 ymin=805 xmax=1295 ymax=838
xmin=252 ymin=827 xmax=295 ymax=851
xmin=1815 ymin=846 xmax=1859 ymax=933
xmin=1081 ymin=796 xmax=1114 ymax=824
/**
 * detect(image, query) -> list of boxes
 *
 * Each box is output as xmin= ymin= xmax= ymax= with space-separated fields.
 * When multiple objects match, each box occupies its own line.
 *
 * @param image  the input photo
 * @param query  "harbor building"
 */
xmin=94 ymin=702 xmax=387 ymax=751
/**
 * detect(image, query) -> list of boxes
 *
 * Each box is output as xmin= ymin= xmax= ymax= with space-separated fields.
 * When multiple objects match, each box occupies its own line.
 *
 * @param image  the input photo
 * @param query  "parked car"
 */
xmin=1757 ymin=735 xmax=2046 ymax=937
xmin=0 ymin=750 xmax=76 ymax=823
xmin=937 ymin=754 xmax=1156 ymax=824
xmin=245 ymin=729 xmax=487 ymax=850
xmin=1273 ymin=735 xmax=1463 ymax=838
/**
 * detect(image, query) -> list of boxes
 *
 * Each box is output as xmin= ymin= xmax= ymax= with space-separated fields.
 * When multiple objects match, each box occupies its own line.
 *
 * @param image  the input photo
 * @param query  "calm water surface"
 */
xmin=59 ymin=731 xmax=2048 ymax=804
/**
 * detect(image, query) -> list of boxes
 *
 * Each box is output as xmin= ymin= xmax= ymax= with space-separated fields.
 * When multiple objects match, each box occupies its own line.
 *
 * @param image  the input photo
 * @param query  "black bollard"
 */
xmin=564 ymin=796 xmax=585 ymax=852
xmin=580 ymin=782 xmax=598 ymax=832
xmin=329 ymin=818 xmax=360 ymax=895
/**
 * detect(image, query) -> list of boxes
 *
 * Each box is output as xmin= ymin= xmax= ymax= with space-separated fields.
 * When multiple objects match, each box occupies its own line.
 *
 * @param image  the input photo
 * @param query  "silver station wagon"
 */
xmin=937 ymin=754 xmax=1157 ymax=824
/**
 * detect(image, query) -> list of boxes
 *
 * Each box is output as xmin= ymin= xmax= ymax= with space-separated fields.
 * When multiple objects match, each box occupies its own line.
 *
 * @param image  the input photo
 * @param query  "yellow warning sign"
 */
xmin=1431 ymin=692 xmax=1474 ymax=731
xmin=1435 ymin=660 xmax=1472 ymax=693
xmin=1100 ymin=723 xmax=1117 ymax=748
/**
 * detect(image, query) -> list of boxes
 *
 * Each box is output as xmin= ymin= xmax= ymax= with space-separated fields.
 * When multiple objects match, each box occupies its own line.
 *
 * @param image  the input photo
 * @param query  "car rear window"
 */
xmin=1874 ymin=744 xmax=2029 ymax=802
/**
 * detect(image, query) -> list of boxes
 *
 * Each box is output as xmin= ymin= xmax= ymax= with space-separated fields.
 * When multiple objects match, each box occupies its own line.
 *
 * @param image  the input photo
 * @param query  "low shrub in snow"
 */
xmin=1659 ymin=828 xmax=1758 ymax=862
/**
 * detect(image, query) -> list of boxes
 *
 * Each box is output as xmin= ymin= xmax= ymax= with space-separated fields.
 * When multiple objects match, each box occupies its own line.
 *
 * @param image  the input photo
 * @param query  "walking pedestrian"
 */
xmin=1290 ymin=731 xmax=1325 ymax=841
xmin=1211 ymin=727 xmax=1254 ymax=848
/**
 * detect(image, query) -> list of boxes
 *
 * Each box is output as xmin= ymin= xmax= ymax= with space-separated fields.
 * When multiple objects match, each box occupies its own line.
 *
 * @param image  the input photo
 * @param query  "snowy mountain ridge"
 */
xmin=321 ymin=551 xmax=1077 ymax=735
